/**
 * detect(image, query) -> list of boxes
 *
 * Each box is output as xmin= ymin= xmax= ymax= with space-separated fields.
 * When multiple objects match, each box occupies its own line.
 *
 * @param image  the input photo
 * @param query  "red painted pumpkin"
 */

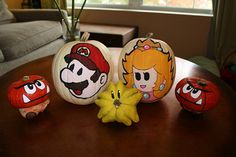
xmin=175 ymin=77 xmax=220 ymax=114
xmin=8 ymin=75 xmax=50 ymax=119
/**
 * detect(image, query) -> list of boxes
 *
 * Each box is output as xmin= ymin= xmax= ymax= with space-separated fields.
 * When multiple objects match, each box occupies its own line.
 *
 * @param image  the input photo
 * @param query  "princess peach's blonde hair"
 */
xmin=122 ymin=39 xmax=175 ymax=99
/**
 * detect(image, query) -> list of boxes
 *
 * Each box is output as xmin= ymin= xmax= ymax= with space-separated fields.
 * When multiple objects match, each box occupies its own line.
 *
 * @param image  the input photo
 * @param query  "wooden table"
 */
xmin=0 ymin=48 xmax=236 ymax=157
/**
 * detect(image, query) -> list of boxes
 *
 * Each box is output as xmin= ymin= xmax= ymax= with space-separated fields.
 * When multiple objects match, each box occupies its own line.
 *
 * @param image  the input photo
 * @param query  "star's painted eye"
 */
xmin=35 ymin=80 xmax=45 ymax=90
xmin=191 ymin=89 xmax=201 ymax=99
xmin=182 ymin=83 xmax=193 ymax=93
xmin=117 ymin=90 xmax=121 ymax=99
xmin=24 ymin=84 xmax=36 ymax=94
xmin=111 ymin=91 xmax=115 ymax=99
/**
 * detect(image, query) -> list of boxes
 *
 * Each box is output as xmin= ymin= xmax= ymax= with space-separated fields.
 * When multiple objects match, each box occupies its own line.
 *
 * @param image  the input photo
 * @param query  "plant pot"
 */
xmin=62 ymin=18 xmax=80 ymax=42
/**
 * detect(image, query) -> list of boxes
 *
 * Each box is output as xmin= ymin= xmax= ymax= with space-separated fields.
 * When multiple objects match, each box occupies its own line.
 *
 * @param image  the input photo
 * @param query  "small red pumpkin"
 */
xmin=8 ymin=75 xmax=50 ymax=119
xmin=175 ymin=77 xmax=220 ymax=114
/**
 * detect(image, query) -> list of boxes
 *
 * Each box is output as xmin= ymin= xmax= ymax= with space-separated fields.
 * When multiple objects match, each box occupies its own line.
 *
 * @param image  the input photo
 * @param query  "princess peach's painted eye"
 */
xmin=135 ymin=72 xmax=141 ymax=81
xmin=24 ymin=84 xmax=36 ymax=94
xmin=182 ymin=84 xmax=193 ymax=93
xmin=35 ymin=80 xmax=45 ymax=90
xmin=191 ymin=88 xmax=201 ymax=99
xmin=144 ymin=72 xmax=150 ymax=81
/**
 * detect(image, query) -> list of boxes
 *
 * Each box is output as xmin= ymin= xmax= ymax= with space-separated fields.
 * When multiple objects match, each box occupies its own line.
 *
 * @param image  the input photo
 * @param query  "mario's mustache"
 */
xmin=62 ymin=80 xmax=89 ymax=90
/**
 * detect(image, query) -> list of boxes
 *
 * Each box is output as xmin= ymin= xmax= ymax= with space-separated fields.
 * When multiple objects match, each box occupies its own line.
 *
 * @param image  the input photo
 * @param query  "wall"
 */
xmin=5 ymin=0 xmax=212 ymax=58
xmin=80 ymin=9 xmax=212 ymax=59
xmin=5 ymin=0 xmax=22 ymax=9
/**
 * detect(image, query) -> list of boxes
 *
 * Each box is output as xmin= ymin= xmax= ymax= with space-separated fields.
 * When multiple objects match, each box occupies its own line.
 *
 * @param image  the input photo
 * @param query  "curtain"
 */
xmin=209 ymin=0 xmax=236 ymax=67
xmin=40 ymin=0 xmax=67 ymax=9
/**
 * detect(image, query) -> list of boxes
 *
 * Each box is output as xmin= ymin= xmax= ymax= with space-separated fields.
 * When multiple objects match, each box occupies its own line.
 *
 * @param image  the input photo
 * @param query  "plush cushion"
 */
xmin=0 ymin=39 xmax=65 ymax=76
xmin=188 ymin=56 xmax=220 ymax=77
xmin=0 ymin=0 xmax=15 ymax=24
xmin=0 ymin=20 xmax=63 ymax=61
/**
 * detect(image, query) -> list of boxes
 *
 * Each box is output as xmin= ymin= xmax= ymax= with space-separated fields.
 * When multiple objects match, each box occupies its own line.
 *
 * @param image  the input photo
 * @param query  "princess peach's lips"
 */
xmin=140 ymin=85 xmax=146 ymax=89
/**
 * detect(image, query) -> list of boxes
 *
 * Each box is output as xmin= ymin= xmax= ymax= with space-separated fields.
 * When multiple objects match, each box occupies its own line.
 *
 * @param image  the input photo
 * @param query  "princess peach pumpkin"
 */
xmin=118 ymin=38 xmax=176 ymax=103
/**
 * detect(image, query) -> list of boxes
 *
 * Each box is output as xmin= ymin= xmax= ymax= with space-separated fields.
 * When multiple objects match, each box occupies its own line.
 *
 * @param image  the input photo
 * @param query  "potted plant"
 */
xmin=53 ymin=0 xmax=87 ymax=41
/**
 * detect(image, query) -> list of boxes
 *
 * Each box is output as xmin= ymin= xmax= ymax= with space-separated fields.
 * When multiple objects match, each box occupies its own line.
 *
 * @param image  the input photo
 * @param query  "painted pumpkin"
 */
xmin=52 ymin=40 xmax=113 ymax=105
xmin=118 ymin=38 xmax=176 ymax=103
xmin=8 ymin=75 xmax=50 ymax=119
xmin=175 ymin=77 xmax=220 ymax=114
xmin=95 ymin=80 xmax=142 ymax=126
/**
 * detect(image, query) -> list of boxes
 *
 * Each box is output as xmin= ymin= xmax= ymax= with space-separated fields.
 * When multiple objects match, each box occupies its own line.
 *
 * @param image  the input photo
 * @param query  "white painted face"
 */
xmin=132 ymin=67 xmax=157 ymax=92
xmin=60 ymin=59 xmax=107 ymax=99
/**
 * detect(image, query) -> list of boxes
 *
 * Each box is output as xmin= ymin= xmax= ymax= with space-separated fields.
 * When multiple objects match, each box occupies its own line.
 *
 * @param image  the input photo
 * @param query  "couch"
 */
xmin=188 ymin=56 xmax=220 ymax=77
xmin=0 ymin=1 xmax=66 ymax=76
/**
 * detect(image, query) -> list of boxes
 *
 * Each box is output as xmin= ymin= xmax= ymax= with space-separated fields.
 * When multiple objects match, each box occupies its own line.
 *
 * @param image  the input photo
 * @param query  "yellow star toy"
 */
xmin=95 ymin=80 xmax=142 ymax=126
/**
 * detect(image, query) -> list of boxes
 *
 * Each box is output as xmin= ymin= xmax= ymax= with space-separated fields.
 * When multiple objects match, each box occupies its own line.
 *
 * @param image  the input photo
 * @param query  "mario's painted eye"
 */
xmin=69 ymin=64 xmax=75 ymax=71
xmin=77 ymin=68 xmax=83 ymax=76
xmin=35 ymin=80 xmax=45 ymax=90
xmin=191 ymin=89 xmax=201 ymax=99
xmin=24 ymin=84 xmax=36 ymax=94
xmin=182 ymin=84 xmax=193 ymax=93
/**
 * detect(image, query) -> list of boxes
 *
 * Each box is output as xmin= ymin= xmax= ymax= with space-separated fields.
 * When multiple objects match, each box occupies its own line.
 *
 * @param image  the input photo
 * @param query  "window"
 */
xmin=67 ymin=0 xmax=213 ymax=15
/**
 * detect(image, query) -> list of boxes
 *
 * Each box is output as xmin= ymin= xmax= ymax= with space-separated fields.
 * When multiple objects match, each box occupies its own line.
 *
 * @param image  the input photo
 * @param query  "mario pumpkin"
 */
xmin=60 ymin=43 xmax=110 ymax=99
xmin=175 ymin=77 xmax=220 ymax=114
xmin=52 ymin=40 xmax=113 ymax=105
xmin=8 ymin=75 xmax=50 ymax=119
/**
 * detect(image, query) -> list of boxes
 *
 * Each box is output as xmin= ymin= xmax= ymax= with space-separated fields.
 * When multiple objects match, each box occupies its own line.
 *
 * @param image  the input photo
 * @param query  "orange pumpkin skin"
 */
xmin=8 ymin=75 xmax=50 ymax=109
xmin=175 ymin=77 xmax=220 ymax=113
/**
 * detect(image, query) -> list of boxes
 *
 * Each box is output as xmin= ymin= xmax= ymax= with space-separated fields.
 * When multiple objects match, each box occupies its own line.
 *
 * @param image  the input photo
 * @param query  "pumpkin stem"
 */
xmin=80 ymin=32 xmax=90 ymax=42
xmin=146 ymin=32 xmax=154 ymax=38
xmin=197 ymin=80 xmax=207 ymax=87
xmin=22 ymin=76 xmax=29 ymax=81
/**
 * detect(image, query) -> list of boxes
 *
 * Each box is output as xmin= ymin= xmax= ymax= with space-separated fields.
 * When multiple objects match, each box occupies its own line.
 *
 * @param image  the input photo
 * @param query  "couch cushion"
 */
xmin=0 ymin=39 xmax=65 ymax=76
xmin=0 ymin=20 xmax=63 ymax=61
xmin=0 ymin=49 xmax=4 ymax=62
xmin=188 ymin=56 xmax=220 ymax=77
xmin=0 ymin=0 xmax=15 ymax=24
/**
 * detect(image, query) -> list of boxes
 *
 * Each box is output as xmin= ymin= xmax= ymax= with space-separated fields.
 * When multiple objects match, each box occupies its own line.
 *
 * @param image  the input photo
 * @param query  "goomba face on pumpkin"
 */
xmin=175 ymin=77 xmax=220 ymax=113
xmin=176 ymin=81 xmax=205 ymax=106
xmin=60 ymin=43 xmax=110 ymax=99
xmin=8 ymin=75 xmax=50 ymax=109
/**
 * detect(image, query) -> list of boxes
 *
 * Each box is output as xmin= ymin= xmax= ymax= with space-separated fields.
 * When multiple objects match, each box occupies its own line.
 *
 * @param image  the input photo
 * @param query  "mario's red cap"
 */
xmin=64 ymin=43 xmax=110 ymax=74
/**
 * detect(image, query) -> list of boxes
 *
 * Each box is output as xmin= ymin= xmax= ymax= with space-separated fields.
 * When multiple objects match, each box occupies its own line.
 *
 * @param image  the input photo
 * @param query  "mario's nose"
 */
xmin=61 ymin=68 xmax=82 ymax=83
